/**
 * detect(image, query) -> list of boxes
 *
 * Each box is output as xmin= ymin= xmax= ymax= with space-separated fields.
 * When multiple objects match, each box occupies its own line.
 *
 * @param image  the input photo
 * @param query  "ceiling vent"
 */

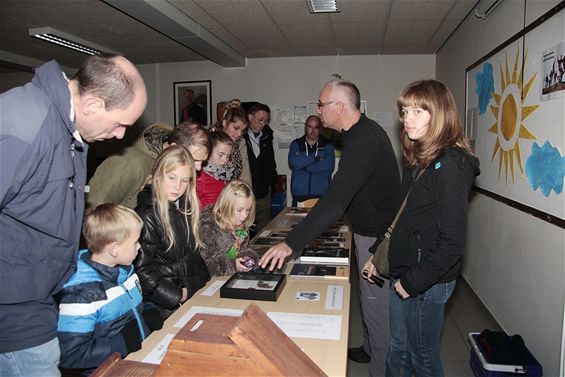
xmin=307 ymin=0 xmax=340 ymax=14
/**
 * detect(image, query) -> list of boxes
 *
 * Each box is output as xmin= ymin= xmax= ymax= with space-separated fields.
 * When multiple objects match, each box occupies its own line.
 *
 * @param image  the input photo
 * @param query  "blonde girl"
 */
xmin=134 ymin=145 xmax=210 ymax=318
xmin=199 ymin=180 xmax=258 ymax=277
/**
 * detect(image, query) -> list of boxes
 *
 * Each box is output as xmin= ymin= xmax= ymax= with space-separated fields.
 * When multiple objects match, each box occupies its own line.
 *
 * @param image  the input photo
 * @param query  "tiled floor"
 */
xmin=346 ymin=264 xmax=501 ymax=377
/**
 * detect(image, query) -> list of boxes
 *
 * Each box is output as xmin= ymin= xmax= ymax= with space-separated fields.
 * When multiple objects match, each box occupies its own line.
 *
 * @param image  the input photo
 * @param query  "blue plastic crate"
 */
xmin=468 ymin=333 xmax=542 ymax=377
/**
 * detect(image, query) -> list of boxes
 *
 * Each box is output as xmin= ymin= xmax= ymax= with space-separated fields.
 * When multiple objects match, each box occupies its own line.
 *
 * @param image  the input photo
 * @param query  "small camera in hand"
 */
xmin=362 ymin=269 xmax=385 ymax=288
xmin=241 ymin=257 xmax=256 ymax=268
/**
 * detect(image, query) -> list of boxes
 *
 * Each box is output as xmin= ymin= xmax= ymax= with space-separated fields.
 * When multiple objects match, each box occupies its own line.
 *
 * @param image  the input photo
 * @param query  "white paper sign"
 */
xmin=325 ymin=285 xmax=344 ymax=310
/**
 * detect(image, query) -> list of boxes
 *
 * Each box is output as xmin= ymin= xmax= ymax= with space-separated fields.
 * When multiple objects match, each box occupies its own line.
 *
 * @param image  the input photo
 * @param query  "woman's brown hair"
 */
xmin=397 ymin=79 xmax=471 ymax=168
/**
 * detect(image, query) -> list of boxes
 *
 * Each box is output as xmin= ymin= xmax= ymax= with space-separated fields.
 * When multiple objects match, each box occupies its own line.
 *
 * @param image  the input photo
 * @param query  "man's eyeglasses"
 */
xmin=317 ymin=100 xmax=336 ymax=109
xmin=251 ymin=114 xmax=269 ymax=126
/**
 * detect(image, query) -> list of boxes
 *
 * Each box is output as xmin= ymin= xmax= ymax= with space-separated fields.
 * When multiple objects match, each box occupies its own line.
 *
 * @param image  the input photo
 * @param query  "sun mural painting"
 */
xmin=488 ymin=47 xmax=540 ymax=184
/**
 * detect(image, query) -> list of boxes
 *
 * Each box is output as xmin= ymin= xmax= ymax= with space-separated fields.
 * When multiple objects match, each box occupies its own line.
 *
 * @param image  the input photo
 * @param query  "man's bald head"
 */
xmin=71 ymin=53 xmax=146 ymax=111
xmin=324 ymin=80 xmax=361 ymax=111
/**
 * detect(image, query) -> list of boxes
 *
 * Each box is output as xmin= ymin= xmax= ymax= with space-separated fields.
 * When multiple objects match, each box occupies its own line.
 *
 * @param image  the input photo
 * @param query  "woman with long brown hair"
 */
xmin=364 ymin=79 xmax=480 ymax=376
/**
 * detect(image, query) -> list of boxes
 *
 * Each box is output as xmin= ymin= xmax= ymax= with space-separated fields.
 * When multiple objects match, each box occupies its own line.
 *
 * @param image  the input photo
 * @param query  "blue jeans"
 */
xmin=386 ymin=280 xmax=455 ymax=377
xmin=0 ymin=337 xmax=61 ymax=377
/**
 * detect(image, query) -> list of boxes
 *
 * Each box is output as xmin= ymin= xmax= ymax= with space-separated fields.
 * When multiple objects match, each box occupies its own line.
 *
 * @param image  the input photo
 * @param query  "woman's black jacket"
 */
xmin=134 ymin=185 xmax=210 ymax=311
xmin=388 ymin=147 xmax=480 ymax=297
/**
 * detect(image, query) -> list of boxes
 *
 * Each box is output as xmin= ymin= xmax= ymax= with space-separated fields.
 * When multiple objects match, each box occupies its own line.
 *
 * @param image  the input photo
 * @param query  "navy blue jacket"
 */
xmin=57 ymin=250 xmax=148 ymax=370
xmin=0 ymin=61 xmax=87 ymax=352
xmin=288 ymin=135 xmax=335 ymax=199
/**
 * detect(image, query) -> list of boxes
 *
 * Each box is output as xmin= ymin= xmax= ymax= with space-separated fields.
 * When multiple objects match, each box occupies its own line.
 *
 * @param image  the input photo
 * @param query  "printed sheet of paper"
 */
xmin=325 ymin=285 xmax=344 ymax=310
xmin=173 ymin=305 xmax=342 ymax=340
xmin=142 ymin=333 xmax=175 ymax=364
xmin=267 ymin=311 xmax=342 ymax=340
xmin=200 ymin=280 xmax=225 ymax=296
xmin=174 ymin=306 xmax=243 ymax=328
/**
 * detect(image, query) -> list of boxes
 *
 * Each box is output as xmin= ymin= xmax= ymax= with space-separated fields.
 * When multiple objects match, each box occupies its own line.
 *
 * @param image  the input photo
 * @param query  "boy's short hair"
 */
xmin=83 ymin=203 xmax=143 ymax=253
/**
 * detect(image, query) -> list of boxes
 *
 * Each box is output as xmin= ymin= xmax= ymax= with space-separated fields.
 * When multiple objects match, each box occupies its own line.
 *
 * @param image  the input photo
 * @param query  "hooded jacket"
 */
xmin=86 ymin=122 xmax=172 ymax=210
xmin=134 ymin=186 xmax=210 ymax=312
xmin=199 ymin=207 xmax=259 ymax=277
xmin=0 ymin=60 xmax=87 ymax=352
xmin=388 ymin=147 xmax=480 ymax=296
xmin=288 ymin=135 xmax=335 ymax=199
xmin=57 ymin=250 xmax=148 ymax=370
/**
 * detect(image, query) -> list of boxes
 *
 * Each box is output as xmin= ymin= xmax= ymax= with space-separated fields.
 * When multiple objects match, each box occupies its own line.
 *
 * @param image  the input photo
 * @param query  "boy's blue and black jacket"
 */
xmin=57 ymin=249 xmax=149 ymax=370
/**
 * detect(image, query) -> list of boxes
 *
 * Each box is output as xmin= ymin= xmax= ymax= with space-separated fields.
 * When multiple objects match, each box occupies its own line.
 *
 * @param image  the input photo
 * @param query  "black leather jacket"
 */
xmin=134 ymin=185 xmax=210 ymax=311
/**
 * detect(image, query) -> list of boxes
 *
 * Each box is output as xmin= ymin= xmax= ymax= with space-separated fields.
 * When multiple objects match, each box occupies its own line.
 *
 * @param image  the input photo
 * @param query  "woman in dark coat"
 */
xmin=364 ymin=80 xmax=480 ymax=376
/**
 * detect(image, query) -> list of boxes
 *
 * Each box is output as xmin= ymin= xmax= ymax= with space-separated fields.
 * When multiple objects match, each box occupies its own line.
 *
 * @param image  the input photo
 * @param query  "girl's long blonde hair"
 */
xmin=149 ymin=145 xmax=202 ymax=250
xmin=397 ymin=79 xmax=472 ymax=168
xmin=213 ymin=180 xmax=255 ymax=231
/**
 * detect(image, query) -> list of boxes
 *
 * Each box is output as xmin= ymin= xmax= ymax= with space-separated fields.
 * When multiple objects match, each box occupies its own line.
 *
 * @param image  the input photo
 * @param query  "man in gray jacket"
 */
xmin=0 ymin=54 xmax=146 ymax=376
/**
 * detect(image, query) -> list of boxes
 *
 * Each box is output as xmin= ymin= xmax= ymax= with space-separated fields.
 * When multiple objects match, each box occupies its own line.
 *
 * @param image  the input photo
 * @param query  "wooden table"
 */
xmin=127 ymin=208 xmax=352 ymax=376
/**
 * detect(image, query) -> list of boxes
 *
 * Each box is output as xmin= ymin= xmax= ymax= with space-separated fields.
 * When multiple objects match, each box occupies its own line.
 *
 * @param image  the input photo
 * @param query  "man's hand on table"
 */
xmin=259 ymin=242 xmax=293 ymax=271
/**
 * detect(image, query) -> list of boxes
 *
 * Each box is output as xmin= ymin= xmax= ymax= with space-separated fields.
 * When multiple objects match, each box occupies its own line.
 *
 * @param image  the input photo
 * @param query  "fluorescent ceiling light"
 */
xmin=28 ymin=27 xmax=118 ymax=56
xmin=307 ymin=0 xmax=340 ymax=13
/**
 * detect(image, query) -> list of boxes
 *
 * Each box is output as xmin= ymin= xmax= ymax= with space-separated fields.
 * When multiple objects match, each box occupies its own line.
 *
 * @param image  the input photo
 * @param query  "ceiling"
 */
xmin=0 ymin=0 xmax=479 ymax=71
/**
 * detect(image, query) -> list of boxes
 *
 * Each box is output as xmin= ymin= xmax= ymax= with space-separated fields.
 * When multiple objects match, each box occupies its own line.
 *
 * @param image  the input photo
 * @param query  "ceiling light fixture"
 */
xmin=307 ymin=0 xmax=340 ymax=14
xmin=28 ymin=27 xmax=118 ymax=56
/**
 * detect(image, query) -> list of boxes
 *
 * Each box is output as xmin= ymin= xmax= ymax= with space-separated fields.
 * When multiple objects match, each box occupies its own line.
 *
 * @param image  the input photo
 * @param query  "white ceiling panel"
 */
xmin=333 ymin=22 xmax=383 ymax=47
xmin=0 ymin=0 xmax=477 ymax=69
xmin=282 ymin=23 xmax=335 ymax=48
xmin=384 ymin=20 xmax=438 ymax=45
xmin=389 ymin=0 xmax=455 ymax=20
xmin=293 ymin=46 xmax=339 ymax=56
xmin=193 ymin=0 xmax=272 ymax=26
xmin=262 ymin=0 xmax=327 ymax=24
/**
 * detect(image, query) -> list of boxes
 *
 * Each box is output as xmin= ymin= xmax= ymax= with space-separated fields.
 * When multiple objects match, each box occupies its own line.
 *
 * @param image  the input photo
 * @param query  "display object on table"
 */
xmin=289 ymin=263 xmax=348 ymax=280
xmin=220 ymin=272 xmax=287 ymax=301
xmin=298 ymin=247 xmax=349 ymax=265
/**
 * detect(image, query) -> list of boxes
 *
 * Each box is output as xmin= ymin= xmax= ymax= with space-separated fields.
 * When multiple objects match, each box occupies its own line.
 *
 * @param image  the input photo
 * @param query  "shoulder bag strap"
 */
xmin=384 ymin=169 xmax=425 ymax=237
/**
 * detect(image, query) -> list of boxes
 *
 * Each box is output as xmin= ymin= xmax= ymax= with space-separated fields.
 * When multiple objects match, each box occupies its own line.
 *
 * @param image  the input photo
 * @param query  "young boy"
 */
xmin=57 ymin=204 xmax=163 ymax=373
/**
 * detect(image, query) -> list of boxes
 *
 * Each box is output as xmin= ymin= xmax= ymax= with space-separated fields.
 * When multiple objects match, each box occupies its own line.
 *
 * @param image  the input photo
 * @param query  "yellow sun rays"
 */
xmin=488 ymin=47 xmax=539 ymax=184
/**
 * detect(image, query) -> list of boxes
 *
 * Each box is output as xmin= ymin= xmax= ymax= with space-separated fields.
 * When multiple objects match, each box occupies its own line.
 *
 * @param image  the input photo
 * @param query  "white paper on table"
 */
xmin=277 ymin=218 xmax=292 ymax=228
xmin=338 ymin=225 xmax=349 ymax=232
xmin=325 ymin=285 xmax=344 ymax=310
xmin=267 ymin=312 xmax=342 ymax=340
xmin=173 ymin=306 xmax=243 ymax=328
xmin=200 ymin=280 xmax=225 ymax=296
xmin=142 ymin=333 xmax=175 ymax=364
xmin=259 ymin=229 xmax=271 ymax=238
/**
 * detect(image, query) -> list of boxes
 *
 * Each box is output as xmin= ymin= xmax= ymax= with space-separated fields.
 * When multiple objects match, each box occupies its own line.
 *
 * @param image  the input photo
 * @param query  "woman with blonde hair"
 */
xmin=363 ymin=79 xmax=480 ymax=376
xmin=199 ymin=180 xmax=258 ymax=277
xmin=134 ymin=145 xmax=210 ymax=318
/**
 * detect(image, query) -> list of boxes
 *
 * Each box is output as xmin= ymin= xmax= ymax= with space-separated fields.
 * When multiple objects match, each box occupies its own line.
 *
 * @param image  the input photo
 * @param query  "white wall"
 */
xmin=137 ymin=55 xmax=435 ymax=202
xmin=437 ymin=1 xmax=564 ymax=375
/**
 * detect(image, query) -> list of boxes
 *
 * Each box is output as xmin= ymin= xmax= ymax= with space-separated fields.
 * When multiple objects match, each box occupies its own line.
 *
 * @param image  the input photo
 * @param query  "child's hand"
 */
xmin=235 ymin=257 xmax=254 ymax=272
xmin=180 ymin=287 xmax=188 ymax=304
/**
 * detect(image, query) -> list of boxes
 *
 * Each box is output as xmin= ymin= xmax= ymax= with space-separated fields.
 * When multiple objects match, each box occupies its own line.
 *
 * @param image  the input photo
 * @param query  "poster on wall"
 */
xmin=465 ymin=3 xmax=564 ymax=225
xmin=541 ymin=41 xmax=565 ymax=101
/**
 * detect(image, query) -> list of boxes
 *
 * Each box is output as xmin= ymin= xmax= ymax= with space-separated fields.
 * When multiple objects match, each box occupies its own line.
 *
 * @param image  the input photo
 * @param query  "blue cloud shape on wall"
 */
xmin=475 ymin=63 xmax=494 ymax=115
xmin=525 ymin=141 xmax=565 ymax=197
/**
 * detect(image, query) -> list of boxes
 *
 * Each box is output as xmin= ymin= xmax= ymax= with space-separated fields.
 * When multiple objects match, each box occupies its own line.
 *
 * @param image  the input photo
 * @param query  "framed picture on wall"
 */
xmin=174 ymin=80 xmax=212 ymax=126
